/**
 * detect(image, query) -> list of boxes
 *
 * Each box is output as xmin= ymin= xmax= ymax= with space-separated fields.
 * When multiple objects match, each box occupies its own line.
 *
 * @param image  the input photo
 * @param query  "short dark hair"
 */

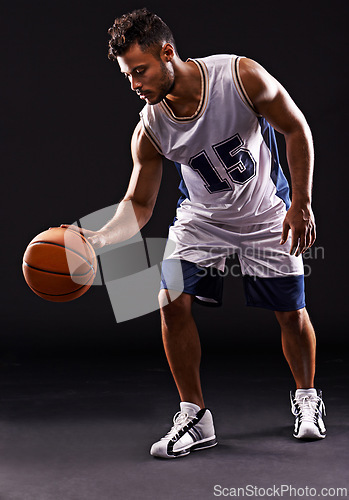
xmin=108 ymin=8 xmax=177 ymax=60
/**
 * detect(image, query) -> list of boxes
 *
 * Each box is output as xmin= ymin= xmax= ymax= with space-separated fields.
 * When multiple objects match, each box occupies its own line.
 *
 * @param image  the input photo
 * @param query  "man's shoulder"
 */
xmin=192 ymin=54 xmax=242 ymax=75
xmin=194 ymin=53 xmax=238 ymax=65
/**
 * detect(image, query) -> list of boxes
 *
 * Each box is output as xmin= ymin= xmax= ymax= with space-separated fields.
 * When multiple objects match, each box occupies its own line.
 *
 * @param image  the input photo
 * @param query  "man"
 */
xmin=68 ymin=8 xmax=326 ymax=458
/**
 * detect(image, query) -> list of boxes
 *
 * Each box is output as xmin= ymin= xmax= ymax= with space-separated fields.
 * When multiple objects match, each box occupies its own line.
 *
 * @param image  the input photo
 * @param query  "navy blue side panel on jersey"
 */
xmin=170 ymin=162 xmax=191 ymax=227
xmin=243 ymin=274 xmax=305 ymax=311
xmin=174 ymin=162 xmax=190 ymax=207
xmin=258 ymin=117 xmax=291 ymax=210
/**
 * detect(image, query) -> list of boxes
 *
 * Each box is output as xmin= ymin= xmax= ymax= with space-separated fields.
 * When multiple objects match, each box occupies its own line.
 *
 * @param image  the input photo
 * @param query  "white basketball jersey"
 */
xmin=140 ymin=54 xmax=290 ymax=225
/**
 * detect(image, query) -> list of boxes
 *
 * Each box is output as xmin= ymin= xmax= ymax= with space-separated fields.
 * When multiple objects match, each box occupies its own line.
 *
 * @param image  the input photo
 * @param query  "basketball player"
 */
xmin=67 ymin=8 xmax=326 ymax=457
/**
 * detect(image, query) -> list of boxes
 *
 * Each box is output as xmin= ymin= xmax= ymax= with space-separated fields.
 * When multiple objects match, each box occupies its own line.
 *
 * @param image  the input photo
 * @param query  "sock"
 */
xmin=180 ymin=401 xmax=201 ymax=416
xmin=295 ymin=388 xmax=317 ymax=399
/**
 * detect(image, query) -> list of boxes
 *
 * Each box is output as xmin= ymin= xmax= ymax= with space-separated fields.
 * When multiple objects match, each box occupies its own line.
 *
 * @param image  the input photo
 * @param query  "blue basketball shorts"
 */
xmin=160 ymin=216 xmax=306 ymax=312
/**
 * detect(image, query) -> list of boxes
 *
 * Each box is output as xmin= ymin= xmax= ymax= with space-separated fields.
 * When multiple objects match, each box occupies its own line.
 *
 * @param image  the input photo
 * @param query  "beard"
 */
xmin=151 ymin=60 xmax=175 ymax=105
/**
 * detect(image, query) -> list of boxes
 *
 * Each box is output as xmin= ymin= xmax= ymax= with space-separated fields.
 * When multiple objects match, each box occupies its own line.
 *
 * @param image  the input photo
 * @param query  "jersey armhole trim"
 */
xmin=232 ymin=56 xmax=262 ymax=117
xmin=139 ymin=115 xmax=163 ymax=155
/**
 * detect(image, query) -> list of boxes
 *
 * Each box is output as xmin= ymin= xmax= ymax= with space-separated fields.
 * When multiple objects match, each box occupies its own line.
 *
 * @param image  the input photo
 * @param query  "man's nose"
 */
xmin=130 ymin=76 xmax=141 ymax=91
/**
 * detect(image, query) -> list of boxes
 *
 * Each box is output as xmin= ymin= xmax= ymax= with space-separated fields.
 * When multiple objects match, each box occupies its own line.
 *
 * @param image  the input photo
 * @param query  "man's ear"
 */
xmin=161 ymin=43 xmax=175 ymax=62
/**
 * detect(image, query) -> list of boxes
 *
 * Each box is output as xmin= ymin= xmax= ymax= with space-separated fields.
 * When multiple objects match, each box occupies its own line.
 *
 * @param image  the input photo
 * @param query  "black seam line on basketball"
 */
xmin=65 ymin=226 xmax=90 ymax=247
xmin=29 ymin=277 xmax=94 ymax=297
xmin=29 ymin=241 xmax=95 ymax=271
xmin=72 ymin=221 xmax=90 ymax=246
xmin=23 ymin=261 xmax=94 ymax=277
xmin=65 ymin=228 xmax=96 ymax=262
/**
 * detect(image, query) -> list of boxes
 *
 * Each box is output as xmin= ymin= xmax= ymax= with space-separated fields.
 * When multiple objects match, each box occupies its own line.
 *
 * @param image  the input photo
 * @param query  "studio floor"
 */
xmin=0 ymin=345 xmax=348 ymax=500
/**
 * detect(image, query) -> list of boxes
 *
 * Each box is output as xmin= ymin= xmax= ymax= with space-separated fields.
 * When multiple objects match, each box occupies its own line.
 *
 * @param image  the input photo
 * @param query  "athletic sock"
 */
xmin=180 ymin=401 xmax=201 ymax=416
xmin=295 ymin=388 xmax=317 ymax=398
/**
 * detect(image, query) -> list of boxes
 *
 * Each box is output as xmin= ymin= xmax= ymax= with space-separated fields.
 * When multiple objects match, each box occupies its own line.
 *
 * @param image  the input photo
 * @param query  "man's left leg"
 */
xmin=275 ymin=307 xmax=315 ymax=389
xmin=275 ymin=307 xmax=326 ymax=439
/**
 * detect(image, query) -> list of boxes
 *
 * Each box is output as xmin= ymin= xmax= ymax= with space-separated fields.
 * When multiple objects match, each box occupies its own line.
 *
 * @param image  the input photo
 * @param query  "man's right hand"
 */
xmin=59 ymin=224 xmax=107 ymax=249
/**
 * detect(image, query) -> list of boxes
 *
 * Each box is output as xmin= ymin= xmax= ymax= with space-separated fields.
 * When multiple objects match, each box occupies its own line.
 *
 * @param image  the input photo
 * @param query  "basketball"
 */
xmin=22 ymin=227 xmax=97 ymax=302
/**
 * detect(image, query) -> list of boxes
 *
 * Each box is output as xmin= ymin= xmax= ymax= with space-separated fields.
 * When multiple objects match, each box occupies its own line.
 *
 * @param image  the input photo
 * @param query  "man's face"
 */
xmin=117 ymin=42 xmax=175 ymax=105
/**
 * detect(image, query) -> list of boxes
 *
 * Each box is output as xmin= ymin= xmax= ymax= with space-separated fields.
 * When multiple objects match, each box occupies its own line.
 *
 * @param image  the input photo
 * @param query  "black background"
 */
xmin=2 ymin=0 xmax=347 ymax=363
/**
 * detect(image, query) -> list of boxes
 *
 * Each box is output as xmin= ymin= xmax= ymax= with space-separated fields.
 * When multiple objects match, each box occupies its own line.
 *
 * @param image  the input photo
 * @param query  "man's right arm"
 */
xmin=68 ymin=121 xmax=163 ymax=248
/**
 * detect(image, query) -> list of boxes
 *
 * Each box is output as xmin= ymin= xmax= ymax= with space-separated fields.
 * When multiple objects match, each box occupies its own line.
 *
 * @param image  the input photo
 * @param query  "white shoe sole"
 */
xmin=294 ymin=423 xmax=326 ymax=440
xmin=151 ymin=436 xmax=217 ymax=458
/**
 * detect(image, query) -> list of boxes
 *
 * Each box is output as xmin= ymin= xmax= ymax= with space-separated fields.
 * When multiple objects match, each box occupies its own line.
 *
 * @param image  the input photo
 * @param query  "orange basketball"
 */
xmin=22 ymin=227 xmax=97 ymax=302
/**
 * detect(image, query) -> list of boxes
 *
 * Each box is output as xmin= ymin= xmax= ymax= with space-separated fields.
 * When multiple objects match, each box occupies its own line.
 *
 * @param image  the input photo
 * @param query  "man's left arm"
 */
xmin=239 ymin=58 xmax=316 ymax=257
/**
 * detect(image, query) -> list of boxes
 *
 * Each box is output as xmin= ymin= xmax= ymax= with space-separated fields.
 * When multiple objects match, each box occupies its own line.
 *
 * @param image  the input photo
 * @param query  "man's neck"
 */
xmin=164 ymin=58 xmax=202 ymax=118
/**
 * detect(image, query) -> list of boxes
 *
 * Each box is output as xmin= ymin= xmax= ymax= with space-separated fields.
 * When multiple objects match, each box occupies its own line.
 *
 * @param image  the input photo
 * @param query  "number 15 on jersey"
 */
xmin=189 ymin=134 xmax=256 ymax=193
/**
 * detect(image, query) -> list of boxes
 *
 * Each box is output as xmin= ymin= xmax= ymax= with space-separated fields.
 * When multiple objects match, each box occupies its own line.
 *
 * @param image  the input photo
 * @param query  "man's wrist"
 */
xmin=96 ymin=230 xmax=108 ymax=247
xmin=291 ymin=196 xmax=312 ymax=208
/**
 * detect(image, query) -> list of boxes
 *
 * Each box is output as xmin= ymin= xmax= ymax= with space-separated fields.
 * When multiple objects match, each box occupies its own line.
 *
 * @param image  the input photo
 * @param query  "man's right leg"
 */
xmin=158 ymin=289 xmax=205 ymax=409
xmin=149 ymin=289 xmax=217 ymax=458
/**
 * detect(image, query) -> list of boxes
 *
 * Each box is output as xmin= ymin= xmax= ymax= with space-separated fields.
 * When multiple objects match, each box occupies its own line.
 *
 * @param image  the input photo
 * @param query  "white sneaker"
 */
xmin=150 ymin=403 xmax=217 ymax=458
xmin=290 ymin=389 xmax=326 ymax=439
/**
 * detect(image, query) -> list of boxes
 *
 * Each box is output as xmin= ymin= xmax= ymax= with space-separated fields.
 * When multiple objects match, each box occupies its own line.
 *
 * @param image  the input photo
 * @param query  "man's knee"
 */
xmin=275 ymin=307 xmax=308 ymax=330
xmin=158 ymin=289 xmax=193 ymax=318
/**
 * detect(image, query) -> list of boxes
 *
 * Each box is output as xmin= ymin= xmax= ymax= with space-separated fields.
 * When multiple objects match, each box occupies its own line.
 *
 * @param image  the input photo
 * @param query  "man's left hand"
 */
xmin=280 ymin=204 xmax=316 ymax=256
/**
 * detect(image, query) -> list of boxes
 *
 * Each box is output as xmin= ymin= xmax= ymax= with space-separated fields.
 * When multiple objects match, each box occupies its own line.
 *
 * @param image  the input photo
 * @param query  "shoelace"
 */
xmin=293 ymin=396 xmax=326 ymax=423
xmin=162 ymin=411 xmax=192 ymax=440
